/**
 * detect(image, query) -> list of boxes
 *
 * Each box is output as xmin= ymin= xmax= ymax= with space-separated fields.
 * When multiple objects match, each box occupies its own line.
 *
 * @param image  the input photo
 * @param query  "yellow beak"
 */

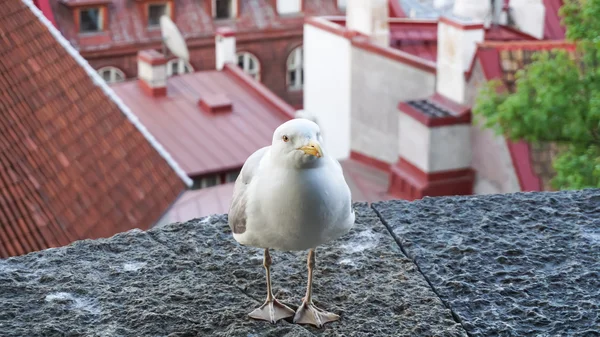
xmin=299 ymin=140 xmax=323 ymax=158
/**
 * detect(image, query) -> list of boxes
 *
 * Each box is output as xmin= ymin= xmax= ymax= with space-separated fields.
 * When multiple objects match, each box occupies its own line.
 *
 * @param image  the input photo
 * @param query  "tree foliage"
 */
xmin=473 ymin=0 xmax=600 ymax=189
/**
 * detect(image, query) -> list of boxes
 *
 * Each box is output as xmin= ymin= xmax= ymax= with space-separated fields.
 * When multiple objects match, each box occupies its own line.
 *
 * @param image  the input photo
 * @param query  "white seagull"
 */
xmin=228 ymin=118 xmax=355 ymax=328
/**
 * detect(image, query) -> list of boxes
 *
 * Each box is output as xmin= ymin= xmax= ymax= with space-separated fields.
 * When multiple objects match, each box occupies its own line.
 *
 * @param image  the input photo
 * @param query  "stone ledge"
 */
xmin=0 ymin=203 xmax=465 ymax=337
xmin=373 ymin=189 xmax=600 ymax=337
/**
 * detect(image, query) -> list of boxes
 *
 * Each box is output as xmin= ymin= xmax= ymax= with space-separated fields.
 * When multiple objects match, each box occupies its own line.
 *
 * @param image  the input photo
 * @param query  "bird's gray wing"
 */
xmin=228 ymin=146 xmax=270 ymax=234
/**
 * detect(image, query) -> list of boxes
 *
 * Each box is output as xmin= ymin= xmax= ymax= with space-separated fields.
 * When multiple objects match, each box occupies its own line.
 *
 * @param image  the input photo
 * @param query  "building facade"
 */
xmin=38 ymin=0 xmax=347 ymax=108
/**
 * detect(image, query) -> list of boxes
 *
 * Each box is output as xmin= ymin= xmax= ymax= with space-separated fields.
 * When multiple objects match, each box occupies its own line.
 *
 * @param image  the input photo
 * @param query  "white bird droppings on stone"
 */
xmin=123 ymin=262 xmax=147 ymax=272
xmin=45 ymin=292 xmax=101 ymax=315
xmin=341 ymin=229 xmax=380 ymax=254
xmin=338 ymin=258 xmax=356 ymax=266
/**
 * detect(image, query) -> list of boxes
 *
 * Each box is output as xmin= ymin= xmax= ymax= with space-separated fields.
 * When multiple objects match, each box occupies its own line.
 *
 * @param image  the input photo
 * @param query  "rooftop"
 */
xmin=0 ymin=0 xmax=186 ymax=258
xmin=48 ymin=0 xmax=342 ymax=51
xmin=111 ymin=64 xmax=291 ymax=177
xmin=390 ymin=19 xmax=537 ymax=62
xmin=1 ymin=189 xmax=597 ymax=336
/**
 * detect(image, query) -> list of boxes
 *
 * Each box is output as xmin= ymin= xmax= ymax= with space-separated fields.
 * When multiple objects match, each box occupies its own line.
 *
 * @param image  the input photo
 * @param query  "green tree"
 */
xmin=473 ymin=0 xmax=600 ymax=190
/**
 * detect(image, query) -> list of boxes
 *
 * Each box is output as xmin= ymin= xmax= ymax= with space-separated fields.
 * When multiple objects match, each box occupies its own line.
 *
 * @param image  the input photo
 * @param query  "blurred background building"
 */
xmin=1 ymin=0 xmax=569 ymax=257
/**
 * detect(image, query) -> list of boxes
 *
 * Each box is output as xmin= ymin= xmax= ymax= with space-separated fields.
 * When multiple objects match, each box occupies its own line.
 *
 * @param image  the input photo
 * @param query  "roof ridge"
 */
xmin=22 ymin=0 xmax=193 ymax=188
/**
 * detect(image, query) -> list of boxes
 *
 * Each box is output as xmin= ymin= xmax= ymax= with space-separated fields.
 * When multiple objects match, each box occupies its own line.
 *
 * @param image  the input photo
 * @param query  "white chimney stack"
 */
xmin=137 ymin=49 xmax=167 ymax=97
xmin=215 ymin=27 xmax=236 ymax=71
xmin=346 ymin=0 xmax=390 ymax=47
xmin=436 ymin=17 xmax=484 ymax=105
xmin=509 ymin=0 xmax=546 ymax=39
xmin=276 ymin=0 xmax=302 ymax=15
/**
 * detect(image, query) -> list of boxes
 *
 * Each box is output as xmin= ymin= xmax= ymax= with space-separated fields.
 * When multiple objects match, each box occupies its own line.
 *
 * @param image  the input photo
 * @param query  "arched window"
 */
xmin=97 ymin=66 xmax=125 ymax=84
xmin=166 ymin=58 xmax=193 ymax=77
xmin=287 ymin=46 xmax=303 ymax=90
xmin=236 ymin=52 xmax=261 ymax=81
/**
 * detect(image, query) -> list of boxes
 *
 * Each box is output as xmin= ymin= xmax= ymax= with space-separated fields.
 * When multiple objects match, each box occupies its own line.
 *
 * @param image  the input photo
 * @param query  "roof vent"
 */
xmin=198 ymin=94 xmax=233 ymax=114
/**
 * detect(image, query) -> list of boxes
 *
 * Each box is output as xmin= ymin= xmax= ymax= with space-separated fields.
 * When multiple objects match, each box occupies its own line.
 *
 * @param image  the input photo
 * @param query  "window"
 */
xmin=79 ymin=8 xmax=103 ymax=33
xmin=287 ymin=46 xmax=303 ymax=90
xmin=236 ymin=52 xmax=260 ymax=81
xmin=191 ymin=175 xmax=219 ymax=189
xmin=213 ymin=0 xmax=236 ymax=19
xmin=97 ymin=67 xmax=125 ymax=84
xmin=166 ymin=58 xmax=193 ymax=77
xmin=148 ymin=3 xmax=168 ymax=27
xmin=225 ymin=169 xmax=241 ymax=183
xmin=202 ymin=176 xmax=218 ymax=188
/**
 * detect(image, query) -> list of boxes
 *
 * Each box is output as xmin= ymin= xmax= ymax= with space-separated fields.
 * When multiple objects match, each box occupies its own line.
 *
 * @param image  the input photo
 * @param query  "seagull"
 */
xmin=228 ymin=118 xmax=355 ymax=328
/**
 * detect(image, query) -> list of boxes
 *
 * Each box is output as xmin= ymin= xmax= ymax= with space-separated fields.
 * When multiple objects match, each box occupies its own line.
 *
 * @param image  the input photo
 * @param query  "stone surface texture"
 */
xmin=0 ymin=203 xmax=465 ymax=337
xmin=373 ymin=189 xmax=600 ymax=337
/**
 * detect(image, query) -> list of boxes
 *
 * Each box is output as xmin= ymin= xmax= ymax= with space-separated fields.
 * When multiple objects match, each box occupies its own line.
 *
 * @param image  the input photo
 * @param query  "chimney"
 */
xmin=435 ymin=16 xmax=484 ymax=105
xmin=276 ymin=0 xmax=302 ymax=15
xmin=215 ymin=27 xmax=236 ymax=71
xmin=509 ymin=0 xmax=545 ymax=39
xmin=137 ymin=50 xmax=167 ymax=97
xmin=346 ymin=0 xmax=390 ymax=47
xmin=390 ymin=95 xmax=475 ymax=200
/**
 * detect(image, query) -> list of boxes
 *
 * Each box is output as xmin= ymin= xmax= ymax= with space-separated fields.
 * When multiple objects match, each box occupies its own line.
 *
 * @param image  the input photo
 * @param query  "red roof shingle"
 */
xmin=0 ymin=0 xmax=186 ymax=258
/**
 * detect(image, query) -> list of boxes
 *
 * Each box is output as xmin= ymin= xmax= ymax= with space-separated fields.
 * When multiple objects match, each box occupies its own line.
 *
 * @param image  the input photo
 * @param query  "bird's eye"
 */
xmin=282 ymin=135 xmax=289 ymax=142
xmin=316 ymin=132 xmax=321 ymax=138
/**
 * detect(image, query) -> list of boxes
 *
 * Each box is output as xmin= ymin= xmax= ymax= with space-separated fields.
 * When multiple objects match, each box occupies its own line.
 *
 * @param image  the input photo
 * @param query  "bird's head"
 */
xmin=271 ymin=118 xmax=325 ymax=168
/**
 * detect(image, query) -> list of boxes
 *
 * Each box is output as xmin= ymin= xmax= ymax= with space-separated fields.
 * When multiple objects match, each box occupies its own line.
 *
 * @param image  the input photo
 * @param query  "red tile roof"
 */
xmin=0 ymin=0 xmax=186 ymax=258
xmin=111 ymin=63 xmax=292 ymax=177
xmin=49 ymin=0 xmax=342 ymax=51
xmin=166 ymin=158 xmax=392 ymax=222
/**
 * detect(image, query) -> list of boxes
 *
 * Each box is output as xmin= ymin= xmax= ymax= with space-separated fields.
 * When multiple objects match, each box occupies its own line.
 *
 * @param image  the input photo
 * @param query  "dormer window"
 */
xmin=79 ymin=8 xmax=103 ymax=33
xmin=213 ymin=0 xmax=237 ymax=19
xmin=60 ymin=0 xmax=110 ymax=34
xmin=148 ymin=3 xmax=168 ymax=27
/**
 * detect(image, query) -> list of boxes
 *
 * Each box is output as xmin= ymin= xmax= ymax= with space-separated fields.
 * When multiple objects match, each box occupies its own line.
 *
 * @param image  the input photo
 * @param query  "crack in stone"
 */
xmin=371 ymin=204 xmax=473 ymax=337
xmin=235 ymin=285 xmax=262 ymax=304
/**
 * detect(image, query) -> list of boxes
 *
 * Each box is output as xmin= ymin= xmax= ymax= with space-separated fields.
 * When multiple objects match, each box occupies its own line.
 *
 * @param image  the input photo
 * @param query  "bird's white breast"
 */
xmin=241 ymin=158 xmax=354 ymax=251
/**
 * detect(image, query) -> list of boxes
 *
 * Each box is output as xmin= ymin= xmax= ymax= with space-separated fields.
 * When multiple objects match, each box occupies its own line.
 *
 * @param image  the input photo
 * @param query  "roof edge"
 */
xmin=22 ymin=0 xmax=193 ymax=188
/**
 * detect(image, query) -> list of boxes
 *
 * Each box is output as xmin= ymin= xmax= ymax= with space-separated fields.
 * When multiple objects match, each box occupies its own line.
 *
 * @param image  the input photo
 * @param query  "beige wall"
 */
xmin=466 ymin=62 xmax=521 ymax=194
xmin=350 ymin=47 xmax=436 ymax=164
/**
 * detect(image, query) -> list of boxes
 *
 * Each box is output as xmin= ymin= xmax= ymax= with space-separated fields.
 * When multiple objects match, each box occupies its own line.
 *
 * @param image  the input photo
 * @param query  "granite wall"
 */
xmin=1 ymin=189 xmax=598 ymax=337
